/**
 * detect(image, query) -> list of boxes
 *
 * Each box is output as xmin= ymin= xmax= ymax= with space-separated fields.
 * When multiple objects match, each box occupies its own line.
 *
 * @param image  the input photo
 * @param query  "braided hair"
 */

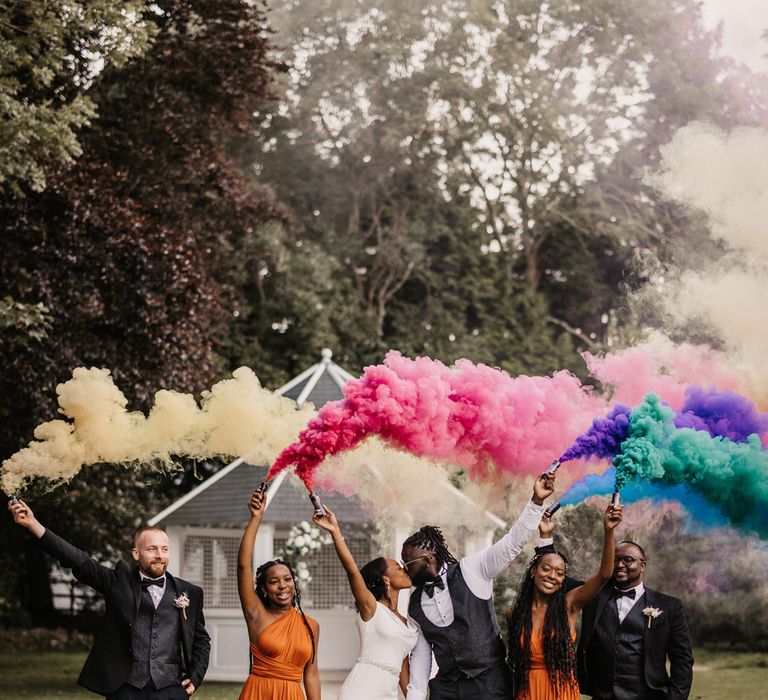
xmin=506 ymin=552 xmax=578 ymax=698
xmin=254 ymin=559 xmax=316 ymax=663
xmin=402 ymin=526 xmax=458 ymax=568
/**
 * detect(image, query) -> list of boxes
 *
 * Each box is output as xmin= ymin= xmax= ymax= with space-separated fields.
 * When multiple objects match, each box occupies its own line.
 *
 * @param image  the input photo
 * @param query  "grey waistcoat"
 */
xmin=127 ymin=584 xmax=183 ymax=690
xmin=408 ymin=563 xmax=507 ymax=680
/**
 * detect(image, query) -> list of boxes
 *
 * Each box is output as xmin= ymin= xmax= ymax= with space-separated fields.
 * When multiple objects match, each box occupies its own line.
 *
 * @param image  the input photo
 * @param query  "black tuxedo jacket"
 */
xmin=39 ymin=529 xmax=210 ymax=696
xmin=577 ymin=584 xmax=693 ymax=700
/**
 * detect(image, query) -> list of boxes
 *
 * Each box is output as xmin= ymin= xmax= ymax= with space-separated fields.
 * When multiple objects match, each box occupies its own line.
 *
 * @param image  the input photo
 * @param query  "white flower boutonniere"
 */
xmin=173 ymin=591 xmax=190 ymax=620
xmin=643 ymin=606 xmax=662 ymax=628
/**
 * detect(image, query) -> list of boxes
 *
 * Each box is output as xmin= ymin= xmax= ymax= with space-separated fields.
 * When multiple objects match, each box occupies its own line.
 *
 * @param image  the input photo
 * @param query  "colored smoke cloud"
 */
xmin=0 ymin=366 xmax=313 ymax=495
xmin=648 ymin=123 xmax=768 ymax=399
xmin=269 ymin=350 xmax=606 ymax=488
xmin=583 ymin=335 xmax=744 ymax=409
xmin=612 ymin=394 xmax=768 ymax=536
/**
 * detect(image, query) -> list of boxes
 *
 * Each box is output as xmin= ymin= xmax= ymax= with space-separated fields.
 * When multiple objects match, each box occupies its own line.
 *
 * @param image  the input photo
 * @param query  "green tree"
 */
xmin=0 ymin=0 xmax=282 ymax=624
xmin=0 ymin=0 xmax=154 ymax=193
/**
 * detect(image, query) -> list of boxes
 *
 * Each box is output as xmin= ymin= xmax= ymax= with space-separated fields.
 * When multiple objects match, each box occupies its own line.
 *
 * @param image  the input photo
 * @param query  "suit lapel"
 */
xmin=585 ymin=585 xmax=612 ymax=648
xmin=131 ymin=566 xmax=142 ymax=618
xmin=642 ymin=587 xmax=655 ymax=646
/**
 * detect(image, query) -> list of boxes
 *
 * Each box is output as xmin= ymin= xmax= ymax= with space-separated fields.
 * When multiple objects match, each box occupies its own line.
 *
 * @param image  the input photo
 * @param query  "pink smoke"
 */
xmin=268 ymin=351 xmax=605 ymax=488
xmin=583 ymin=342 xmax=744 ymax=409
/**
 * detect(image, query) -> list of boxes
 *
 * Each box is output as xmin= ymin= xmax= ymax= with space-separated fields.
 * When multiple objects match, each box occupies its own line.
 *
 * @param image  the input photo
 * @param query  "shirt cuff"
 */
xmin=537 ymin=537 xmax=554 ymax=547
xmin=406 ymin=691 xmax=428 ymax=700
xmin=519 ymin=499 xmax=547 ymax=530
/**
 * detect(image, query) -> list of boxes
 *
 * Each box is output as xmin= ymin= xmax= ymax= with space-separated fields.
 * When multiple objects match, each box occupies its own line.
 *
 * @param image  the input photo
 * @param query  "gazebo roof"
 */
xmin=149 ymin=349 xmax=505 ymax=530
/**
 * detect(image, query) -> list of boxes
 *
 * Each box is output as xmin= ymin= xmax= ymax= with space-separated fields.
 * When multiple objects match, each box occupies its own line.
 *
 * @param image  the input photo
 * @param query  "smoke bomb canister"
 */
xmin=257 ymin=481 xmax=267 ymax=495
xmin=10 ymin=496 xmax=19 ymax=506
xmin=545 ymin=502 xmax=562 ymax=517
xmin=546 ymin=460 xmax=561 ymax=475
xmin=309 ymin=491 xmax=328 ymax=517
xmin=611 ymin=491 xmax=621 ymax=507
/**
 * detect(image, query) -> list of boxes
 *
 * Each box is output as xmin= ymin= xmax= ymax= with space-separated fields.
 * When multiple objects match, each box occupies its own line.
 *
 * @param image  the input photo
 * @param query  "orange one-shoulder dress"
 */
xmin=238 ymin=608 xmax=315 ymax=700
xmin=518 ymin=628 xmax=580 ymax=700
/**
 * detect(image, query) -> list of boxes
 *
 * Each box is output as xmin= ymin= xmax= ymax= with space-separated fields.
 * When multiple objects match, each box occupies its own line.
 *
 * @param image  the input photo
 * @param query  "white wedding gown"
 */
xmin=338 ymin=601 xmax=419 ymax=700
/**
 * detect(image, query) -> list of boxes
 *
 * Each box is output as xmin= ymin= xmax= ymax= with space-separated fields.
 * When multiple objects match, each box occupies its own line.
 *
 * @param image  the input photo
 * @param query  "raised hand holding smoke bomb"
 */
xmin=308 ymin=490 xmax=328 ymax=517
xmin=247 ymin=482 xmax=268 ymax=519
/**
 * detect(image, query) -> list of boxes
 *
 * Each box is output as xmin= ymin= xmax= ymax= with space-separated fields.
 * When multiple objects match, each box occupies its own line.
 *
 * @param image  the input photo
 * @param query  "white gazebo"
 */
xmin=149 ymin=350 xmax=505 ymax=681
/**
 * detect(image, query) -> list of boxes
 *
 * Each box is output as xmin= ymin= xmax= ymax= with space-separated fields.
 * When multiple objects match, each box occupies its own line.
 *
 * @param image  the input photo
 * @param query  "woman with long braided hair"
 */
xmin=236 ymin=487 xmax=320 ymax=700
xmin=505 ymin=502 xmax=623 ymax=699
xmin=313 ymin=505 xmax=417 ymax=699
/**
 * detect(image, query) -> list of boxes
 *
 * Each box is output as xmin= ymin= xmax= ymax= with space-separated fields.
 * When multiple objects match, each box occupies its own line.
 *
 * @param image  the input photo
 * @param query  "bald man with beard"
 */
xmin=9 ymin=499 xmax=210 ymax=699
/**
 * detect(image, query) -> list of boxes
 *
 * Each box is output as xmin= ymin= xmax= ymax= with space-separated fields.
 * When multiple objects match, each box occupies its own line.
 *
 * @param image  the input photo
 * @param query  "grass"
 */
xmin=0 ymin=649 xmax=765 ymax=699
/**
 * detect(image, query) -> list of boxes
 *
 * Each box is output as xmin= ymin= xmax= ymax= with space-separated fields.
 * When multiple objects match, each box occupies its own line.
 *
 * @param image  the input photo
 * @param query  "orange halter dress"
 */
xmin=238 ymin=608 xmax=315 ymax=700
xmin=518 ymin=628 xmax=580 ymax=700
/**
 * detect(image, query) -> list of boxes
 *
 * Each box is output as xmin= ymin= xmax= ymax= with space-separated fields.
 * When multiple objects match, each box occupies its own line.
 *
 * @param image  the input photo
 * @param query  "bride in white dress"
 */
xmin=313 ymin=507 xmax=418 ymax=700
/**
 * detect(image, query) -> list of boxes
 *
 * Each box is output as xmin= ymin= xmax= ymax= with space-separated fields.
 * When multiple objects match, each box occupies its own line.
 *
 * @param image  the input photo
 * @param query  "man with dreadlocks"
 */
xmin=236 ymin=487 xmax=320 ymax=700
xmin=401 ymin=474 xmax=556 ymax=700
xmin=506 ymin=501 xmax=623 ymax=699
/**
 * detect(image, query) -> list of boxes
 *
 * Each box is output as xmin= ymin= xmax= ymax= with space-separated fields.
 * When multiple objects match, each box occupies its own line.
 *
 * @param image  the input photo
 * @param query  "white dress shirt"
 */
xmin=615 ymin=582 xmax=645 ymax=623
xmin=139 ymin=572 xmax=166 ymax=609
xmin=406 ymin=499 xmax=546 ymax=700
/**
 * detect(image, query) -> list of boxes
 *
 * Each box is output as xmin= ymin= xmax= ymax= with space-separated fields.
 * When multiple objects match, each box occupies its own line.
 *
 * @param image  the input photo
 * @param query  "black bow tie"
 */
xmin=423 ymin=575 xmax=445 ymax=598
xmin=142 ymin=577 xmax=165 ymax=589
xmin=613 ymin=588 xmax=636 ymax=599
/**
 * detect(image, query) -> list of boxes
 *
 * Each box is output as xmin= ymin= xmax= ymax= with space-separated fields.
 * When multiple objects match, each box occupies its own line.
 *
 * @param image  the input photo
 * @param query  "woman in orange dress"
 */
xmin=505 ymin=501 xmax=623 ymax=699
xmin=237 ymin=487 xmax=320 ymax=700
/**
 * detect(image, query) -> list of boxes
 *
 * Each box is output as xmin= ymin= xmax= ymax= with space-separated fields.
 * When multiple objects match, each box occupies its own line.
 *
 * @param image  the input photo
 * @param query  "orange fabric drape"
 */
xmin=238 ymin=608 xmax=314 ymax=700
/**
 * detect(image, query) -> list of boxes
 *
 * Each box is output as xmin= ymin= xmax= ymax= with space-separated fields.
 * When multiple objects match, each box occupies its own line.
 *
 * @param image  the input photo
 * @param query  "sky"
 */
xmin=701 ymin=0 xmax=768 ymax=72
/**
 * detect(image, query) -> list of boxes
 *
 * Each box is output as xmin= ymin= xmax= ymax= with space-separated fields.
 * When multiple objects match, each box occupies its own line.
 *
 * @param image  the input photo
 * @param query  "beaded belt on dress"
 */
xmin=358 ymin=658 xmax=400 ymax=677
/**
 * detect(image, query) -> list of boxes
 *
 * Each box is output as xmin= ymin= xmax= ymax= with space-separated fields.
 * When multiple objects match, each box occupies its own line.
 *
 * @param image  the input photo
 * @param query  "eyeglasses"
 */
xmin=400 ymin=555 xmax=431 ymax=570
xmin=615 ymin=556 xmax=645 ymax=566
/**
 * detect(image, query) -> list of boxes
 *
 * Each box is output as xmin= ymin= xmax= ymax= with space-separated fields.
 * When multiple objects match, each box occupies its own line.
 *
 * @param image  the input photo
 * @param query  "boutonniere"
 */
xmin=173 ymin=591 xmax=190 ymax=620
xmin=643 ymin=606 xmax=662 ymax=628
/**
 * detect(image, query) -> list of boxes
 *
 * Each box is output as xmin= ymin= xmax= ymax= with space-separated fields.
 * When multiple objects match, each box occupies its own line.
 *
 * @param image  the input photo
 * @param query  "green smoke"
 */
xmin=613 ymin=394 xmax=768 ymax=536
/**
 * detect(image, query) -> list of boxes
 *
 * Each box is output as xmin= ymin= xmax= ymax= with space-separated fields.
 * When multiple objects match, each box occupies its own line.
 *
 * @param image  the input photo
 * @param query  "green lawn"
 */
xmin=0 ymin=649 xmax=765 ymax=699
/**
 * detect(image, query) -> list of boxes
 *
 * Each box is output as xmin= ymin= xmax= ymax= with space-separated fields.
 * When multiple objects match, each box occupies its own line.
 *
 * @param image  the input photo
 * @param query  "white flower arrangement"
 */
xmin=643 ymin=606 xmax=662 ymax=628
xmin=283 ymin=521 xmax=331 ymax=588
xmin=173 ymin=591 xmax=190 ymax=620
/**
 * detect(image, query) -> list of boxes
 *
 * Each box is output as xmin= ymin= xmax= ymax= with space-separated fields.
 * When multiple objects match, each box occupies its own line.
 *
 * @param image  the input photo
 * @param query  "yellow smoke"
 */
xmin=649 ymin=122 xmax=768 ymax=400
xmin=1 ymin=366 xmax=313 ymax=494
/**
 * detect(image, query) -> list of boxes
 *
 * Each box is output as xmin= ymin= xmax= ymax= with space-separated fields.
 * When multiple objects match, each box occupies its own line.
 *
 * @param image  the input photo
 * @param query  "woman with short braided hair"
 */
xmin=236 ymin=488 xmax=320 ymax=700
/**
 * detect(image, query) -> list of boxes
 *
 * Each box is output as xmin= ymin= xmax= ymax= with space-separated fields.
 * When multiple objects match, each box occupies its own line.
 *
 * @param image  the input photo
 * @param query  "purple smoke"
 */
xmin=558 ymin=404 xmax=631 ymax=462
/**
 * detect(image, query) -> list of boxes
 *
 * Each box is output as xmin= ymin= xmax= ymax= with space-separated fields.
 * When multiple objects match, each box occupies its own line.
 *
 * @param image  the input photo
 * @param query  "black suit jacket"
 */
xmin=39 ymin=529 xmax=210 ymax=696
xmin=577 ymin=584 xmax=694 ymax=700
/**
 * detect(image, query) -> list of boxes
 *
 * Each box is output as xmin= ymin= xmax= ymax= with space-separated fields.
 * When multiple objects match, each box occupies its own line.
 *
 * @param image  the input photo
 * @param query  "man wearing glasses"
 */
xmin=578 ymin=540 xmax=694 ymax=700
xmin=401 ymin=474 xmax=556 ymax=700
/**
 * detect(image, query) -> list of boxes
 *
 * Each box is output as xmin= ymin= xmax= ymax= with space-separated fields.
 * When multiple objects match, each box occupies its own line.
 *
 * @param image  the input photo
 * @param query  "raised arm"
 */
xmin=237 ymin=488 xmax=269 ymax=623
xmin=567 ymin=502 xmax=623 ymax=613
xmin=8 ymin=499 xmax=116 ymax=595
xmin=313 ymin=506 xmax=377 ymax=620
xmin=463 ymin=473 xmax=555 ymax=581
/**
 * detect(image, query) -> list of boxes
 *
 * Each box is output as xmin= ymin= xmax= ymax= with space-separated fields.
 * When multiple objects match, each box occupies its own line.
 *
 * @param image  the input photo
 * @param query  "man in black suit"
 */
xmin=9 ymin=498 xmax=210 ymax=699
xmin=578 ymin=540 xmax=693 ymax=700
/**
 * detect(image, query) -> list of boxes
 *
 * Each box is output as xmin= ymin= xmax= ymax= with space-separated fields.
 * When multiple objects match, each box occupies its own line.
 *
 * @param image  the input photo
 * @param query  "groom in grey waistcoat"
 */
xmin=402 ymin=474 xmax=556 ymax=700
xmin=9 ymin=499 xmax=210 ymax=699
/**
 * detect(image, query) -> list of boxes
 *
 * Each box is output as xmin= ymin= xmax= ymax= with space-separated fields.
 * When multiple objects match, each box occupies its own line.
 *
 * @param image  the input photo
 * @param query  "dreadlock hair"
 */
xmin=402 ymin=526 xmax=458 ymax=568
xmin=254 ymin=559 xmax=316 ymax=663
xmin=506 ymin=551 xmax=578 ymax=699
